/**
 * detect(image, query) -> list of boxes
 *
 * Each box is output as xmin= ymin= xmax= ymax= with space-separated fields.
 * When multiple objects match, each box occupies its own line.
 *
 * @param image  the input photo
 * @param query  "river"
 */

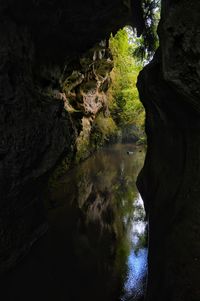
xmin=2 ymin=143 xmax=147 ymax=301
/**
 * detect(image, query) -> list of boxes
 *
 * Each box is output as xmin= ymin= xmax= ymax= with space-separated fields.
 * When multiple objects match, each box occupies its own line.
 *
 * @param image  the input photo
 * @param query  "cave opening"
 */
xmin=1 ymin=23 xmax=150 ymax=301
xmin=1 ymin=1 xmax=200 ymax=301
xmin=44 ymin=23 xmax=155 ymax=301
xmin=0 ymin=1 xmax=161 ymax=300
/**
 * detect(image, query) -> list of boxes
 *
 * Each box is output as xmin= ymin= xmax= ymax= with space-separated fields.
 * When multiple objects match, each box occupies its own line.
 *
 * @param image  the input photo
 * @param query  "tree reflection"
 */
xmin=47 ymin=144 xmax=147 ymax=301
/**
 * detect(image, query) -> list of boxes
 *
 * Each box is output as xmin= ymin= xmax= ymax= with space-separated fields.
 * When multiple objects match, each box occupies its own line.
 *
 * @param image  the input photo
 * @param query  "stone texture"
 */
xmin=137 ymin=1 xmax=200 ymax=300
xmin=2 ymin=0 xmax=142 ymax=64
xmin=0 ymin=18 xmax=75 ymax=271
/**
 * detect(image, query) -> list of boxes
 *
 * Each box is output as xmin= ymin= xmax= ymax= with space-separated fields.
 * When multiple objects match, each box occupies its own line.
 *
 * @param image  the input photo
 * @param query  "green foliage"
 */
xmin=108 ymin=28 xmax=145 ymax=133
xmin=91 ymin=113 xmax=118 ymax=148
xmin=95 ymin=113 xmax=117 ymax=136
xmin=136 ymin=0 xmax=161 ymax=61
xmin=76 ymin=136 xmax=91 ymax=163
xmin=75 ymin=118 xmax=92 ymax=163
xmin=76 ymin=114 xmax=118 ymax=163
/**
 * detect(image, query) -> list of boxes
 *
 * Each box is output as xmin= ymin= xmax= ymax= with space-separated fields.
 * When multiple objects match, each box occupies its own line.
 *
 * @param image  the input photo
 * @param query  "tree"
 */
xmin=108 ymin=27 xmax=145 ymax=131
xmin=134 ymin=0 xmax=161 ymax=61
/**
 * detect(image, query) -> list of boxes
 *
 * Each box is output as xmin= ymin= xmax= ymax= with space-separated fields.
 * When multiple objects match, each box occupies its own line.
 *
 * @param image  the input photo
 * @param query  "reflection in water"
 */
xmin=2 ymin=143 xmax=147 ymax=301
xmin=48 ymin=143 xmax=147 ymax=301
xmin=121 ymin=195 xmax=147 ymax=301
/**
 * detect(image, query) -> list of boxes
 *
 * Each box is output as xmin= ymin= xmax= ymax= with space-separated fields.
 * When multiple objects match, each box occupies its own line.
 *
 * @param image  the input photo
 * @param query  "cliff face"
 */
xmin=63 ymin=42 xmax=114 ymax=162
xmin=42 ymin=40 xmax=114 ymax=170
xmin=137 ymin=1 xmax=200 ymax=300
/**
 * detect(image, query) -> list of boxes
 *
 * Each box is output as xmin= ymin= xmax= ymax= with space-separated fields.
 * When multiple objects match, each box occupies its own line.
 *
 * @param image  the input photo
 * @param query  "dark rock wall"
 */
xmin=2 ymin=0 xmax=140 ymax=64
xmin=0 ymin=0 xmax=142 ymax=272
xmin=137 ymin=1 xmax=200 ymax=300
xmin=0 ymin=18 xmax=75 ymax=270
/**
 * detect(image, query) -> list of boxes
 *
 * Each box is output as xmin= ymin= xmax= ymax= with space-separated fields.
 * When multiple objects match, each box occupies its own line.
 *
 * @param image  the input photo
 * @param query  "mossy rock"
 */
xmin=62 ymin=71 xmax=84 ymax=93
xmin=95 ymin=59 xmax=113 ymax=77
xmin=81 ymin=80 xmax=97 ymax=93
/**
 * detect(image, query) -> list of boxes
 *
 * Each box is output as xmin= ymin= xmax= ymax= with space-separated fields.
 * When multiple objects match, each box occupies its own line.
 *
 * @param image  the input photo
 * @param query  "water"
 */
xmin=121 ymin=195 xmax=148 ymax=301
xmin=48 ymin=143 xmax=147 ymax=301
xmin=2 ymin=143 xmax=147 ymax=301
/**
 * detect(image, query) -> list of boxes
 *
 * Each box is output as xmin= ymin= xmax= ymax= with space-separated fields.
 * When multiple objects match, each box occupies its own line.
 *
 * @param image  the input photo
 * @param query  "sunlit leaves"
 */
xmin=108 ymin=28 xmax=145 ymax=130
xmin=137 ymin=0 xmax=161 ymax=61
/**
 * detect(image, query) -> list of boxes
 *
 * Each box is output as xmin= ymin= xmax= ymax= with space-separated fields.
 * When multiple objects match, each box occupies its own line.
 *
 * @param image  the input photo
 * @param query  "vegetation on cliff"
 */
xmin=49 ymin=17 xmax=163 ymax=183
xmin=137 ymin=0 xmax=161 ymax=61
xmin=108 ymin=27 xmax=145 ymax=141
xmin=49 ymin=27 xmax=148 ymax=185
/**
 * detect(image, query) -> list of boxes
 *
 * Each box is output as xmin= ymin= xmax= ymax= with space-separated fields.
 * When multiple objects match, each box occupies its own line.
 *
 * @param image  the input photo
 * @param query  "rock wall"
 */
xmin=65 ymin=42 xmax=114 ymax=162
xmin=137 ymin=1 xmax=200 ymax=300
xmin=45 ymin=41 xmax=120 ymax=196
xmin=0 ymin=19 xmax=75 ymax=271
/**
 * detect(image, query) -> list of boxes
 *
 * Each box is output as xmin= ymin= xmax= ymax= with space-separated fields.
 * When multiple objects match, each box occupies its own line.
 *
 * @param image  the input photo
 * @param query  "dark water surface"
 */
xmin=2 ymin=144 xmax=147 ymax=301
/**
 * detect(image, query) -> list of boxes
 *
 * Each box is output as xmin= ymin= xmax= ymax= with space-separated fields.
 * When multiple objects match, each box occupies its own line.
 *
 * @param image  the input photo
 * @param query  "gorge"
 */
xmin=0 ymin=1 xmax=200 ymax=301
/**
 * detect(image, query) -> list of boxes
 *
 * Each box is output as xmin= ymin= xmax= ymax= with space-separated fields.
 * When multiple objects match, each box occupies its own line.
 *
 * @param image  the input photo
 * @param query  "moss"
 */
xmin=95 ymin=59 xmax=113 ymax=78
xmin=75 ymin=113 xmax=119 ymax=164
xmin=95 ymin=113 xmax=117 ymax=136
xmin=62 ymin=71 xmax=84 ymax=93
xmin=75 ymin=117 xmax=92 ymax=163
xmin=81 ymin=80 xmax=97 ymax=93
xmin=90 ymin=113 xmax=118 ymax=148
xmin=76 ymin=136 xmax=91 ymax=163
